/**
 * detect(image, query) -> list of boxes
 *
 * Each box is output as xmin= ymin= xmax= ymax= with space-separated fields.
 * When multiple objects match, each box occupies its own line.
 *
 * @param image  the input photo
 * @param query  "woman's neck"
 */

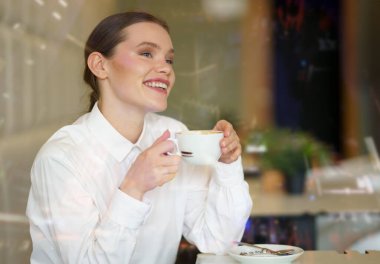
xmin=98 ymin=101 xmax=145 ymax=144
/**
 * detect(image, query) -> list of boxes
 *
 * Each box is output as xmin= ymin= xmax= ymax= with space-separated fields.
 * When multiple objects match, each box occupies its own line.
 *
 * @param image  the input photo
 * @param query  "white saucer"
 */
xmin=228 ymin=244 xmax=304 ymax=264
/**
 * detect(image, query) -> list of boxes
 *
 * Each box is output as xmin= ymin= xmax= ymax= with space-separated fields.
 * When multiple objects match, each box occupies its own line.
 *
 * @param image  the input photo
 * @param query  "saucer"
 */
xmin=227 ymin=244 xmax=304 ymax=263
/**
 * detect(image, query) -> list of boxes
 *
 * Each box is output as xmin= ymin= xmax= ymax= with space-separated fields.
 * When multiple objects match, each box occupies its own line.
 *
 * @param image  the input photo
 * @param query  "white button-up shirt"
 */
xmin=26 ymin=104 xmax=252 ymax=264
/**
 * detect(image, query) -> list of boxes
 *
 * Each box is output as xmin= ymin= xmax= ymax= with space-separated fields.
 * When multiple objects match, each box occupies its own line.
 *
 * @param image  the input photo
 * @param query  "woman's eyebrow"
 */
xmin=136 ymin=41 xmax=174 ymax=54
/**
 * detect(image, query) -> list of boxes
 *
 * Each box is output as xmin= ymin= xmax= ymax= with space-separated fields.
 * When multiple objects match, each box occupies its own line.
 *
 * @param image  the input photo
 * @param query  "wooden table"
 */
xmin=196 ymin=250 xmax=380 ymax=263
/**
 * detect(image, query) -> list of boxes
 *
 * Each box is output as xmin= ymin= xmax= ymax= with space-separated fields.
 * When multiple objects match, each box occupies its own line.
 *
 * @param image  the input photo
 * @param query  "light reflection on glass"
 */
xmin=0 ymin=0 xmax=380 ymax=262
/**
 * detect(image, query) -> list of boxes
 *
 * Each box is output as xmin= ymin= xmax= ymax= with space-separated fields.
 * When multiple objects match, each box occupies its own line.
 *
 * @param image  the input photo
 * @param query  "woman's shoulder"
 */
xmin=36 ymin=115 xmax=91 ymax=161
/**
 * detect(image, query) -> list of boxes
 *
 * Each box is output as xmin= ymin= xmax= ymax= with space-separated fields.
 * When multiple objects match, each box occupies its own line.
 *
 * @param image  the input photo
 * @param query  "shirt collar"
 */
xmin=86 ymin=103 xmax=147 ymax=162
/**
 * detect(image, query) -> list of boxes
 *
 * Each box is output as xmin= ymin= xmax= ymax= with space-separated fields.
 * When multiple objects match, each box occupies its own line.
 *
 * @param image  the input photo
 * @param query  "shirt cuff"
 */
xmin=107 ymin=189 xmax=151 ymax=229
xmin=213 ymin=156 xmax=244 ymax=187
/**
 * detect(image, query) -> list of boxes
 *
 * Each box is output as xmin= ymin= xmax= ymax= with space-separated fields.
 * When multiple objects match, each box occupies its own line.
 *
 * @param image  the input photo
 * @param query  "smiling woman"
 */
xmin=25 ymin=11 xmax=252 ymax=264
xmin=88 ymin=21 xmax=176 ymax=129
xmin=83 ymin=12 xmax=173 ymax=113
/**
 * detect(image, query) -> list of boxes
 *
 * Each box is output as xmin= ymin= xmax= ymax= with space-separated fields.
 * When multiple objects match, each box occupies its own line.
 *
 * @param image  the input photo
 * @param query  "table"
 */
xmin=196 ymin=251 xmax=380 ymax=263
xmin=243 ymin=177 xmax=380 ymax=251
xmin=245 ymin=178 xmax=380 ymax=216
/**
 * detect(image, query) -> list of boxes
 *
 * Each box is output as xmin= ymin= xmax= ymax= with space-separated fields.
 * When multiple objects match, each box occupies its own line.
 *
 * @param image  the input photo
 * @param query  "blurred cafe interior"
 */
xmin=1 ymin=0 xmax=380 ymax=263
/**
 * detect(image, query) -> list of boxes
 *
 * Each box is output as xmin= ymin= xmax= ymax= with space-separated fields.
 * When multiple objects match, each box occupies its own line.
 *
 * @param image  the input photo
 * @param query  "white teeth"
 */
xmin=145 ymin=81 xmax=168 ymax=89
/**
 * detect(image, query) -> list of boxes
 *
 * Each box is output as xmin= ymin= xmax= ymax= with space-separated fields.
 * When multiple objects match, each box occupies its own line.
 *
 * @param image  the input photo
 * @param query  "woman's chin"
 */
xmin=147 ymin=104 xmax=167 ymax=113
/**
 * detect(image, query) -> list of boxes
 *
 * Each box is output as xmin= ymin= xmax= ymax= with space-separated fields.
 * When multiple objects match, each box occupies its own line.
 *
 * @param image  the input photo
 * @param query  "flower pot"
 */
xmin=261 ymin=169 xmax=285 ymax=193
xmin=285 ymin=170 xmax=306 ymax=194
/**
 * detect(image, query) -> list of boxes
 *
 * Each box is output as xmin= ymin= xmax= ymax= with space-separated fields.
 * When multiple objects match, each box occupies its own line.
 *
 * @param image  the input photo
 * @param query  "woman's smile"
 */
xmin=143 ymin=78 xmax=170 ymax=95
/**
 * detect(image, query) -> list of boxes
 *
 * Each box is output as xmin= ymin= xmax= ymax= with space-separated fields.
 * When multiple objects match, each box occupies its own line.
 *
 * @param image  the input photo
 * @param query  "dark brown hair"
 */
xmin=83 ymin=11 xmax=170 ymax=111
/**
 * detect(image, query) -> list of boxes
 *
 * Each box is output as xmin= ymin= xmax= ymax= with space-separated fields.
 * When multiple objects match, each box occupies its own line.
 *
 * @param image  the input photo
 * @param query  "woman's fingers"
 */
xmin=151 ymin=139 xmax=177 ymax=156
xmin=121 ymin=134 xmax=182 ymax=197
xmin=222 ymin=138 xmax=239 ymax=154
xmin=221 ymin=131 xmax=238 ymax=149
xmin=222 ymin=144 xmax=242 ymax=164
xmin=213 ymin=120 xmax=233 ymax=137
xmin=152 ymin=130 xmax=171 ymax=146
xmin=213 ymin=120 xmax=241 ymax=164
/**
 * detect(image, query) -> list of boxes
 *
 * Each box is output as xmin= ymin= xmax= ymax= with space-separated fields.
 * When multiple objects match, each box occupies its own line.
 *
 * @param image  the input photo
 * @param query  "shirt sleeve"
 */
xmin=182 ymin=156 xmax=253 ymax=254
xmin=27 ymin=154 xmax=150 ymax=264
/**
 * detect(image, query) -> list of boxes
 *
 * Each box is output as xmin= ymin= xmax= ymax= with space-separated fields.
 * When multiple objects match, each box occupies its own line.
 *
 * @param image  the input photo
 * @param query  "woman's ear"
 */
xmin=87 ymin=52 xmax=108 ymax=79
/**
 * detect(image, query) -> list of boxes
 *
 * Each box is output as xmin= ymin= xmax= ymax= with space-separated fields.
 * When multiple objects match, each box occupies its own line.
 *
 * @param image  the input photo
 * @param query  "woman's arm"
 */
xmin=182 ymin=157 xmax=252 ymax=254
xmin=182 ymin=120 xmax=252 ymax=253
xmin=27 ymin=155 xmax=150 ymax=264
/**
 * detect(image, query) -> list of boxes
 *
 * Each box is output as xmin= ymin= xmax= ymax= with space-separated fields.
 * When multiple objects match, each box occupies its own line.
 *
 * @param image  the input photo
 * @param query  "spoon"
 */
xmin=234 ymin=242 xmax=295 ymax=256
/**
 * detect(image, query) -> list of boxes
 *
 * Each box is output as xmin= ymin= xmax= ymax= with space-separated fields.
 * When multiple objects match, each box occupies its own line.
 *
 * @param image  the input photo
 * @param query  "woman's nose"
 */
xmin=155 ymin=60 xmax=172 ymax=74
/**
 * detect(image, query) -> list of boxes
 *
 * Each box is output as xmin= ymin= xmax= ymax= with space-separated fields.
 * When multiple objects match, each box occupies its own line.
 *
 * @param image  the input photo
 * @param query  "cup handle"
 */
xmin=166 ymin=138 xmax=181 ymax=156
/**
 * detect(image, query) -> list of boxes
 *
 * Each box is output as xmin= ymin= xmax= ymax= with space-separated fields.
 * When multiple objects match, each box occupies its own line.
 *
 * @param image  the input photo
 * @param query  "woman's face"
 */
xmin=100 ymin=22 xmax=175 ymax=114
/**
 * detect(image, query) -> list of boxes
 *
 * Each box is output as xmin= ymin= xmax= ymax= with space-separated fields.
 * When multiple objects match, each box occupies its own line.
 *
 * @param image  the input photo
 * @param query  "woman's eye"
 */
xmin=166 ymin=59 xmax=174 ymax=65
xmin=141 ymin=52 xmax=153 ymax=58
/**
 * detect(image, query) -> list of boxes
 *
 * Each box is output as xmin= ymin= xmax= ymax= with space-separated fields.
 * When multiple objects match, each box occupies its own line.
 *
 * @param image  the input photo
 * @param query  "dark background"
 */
xmin=273 ymin=0 xmax=342 ymax=154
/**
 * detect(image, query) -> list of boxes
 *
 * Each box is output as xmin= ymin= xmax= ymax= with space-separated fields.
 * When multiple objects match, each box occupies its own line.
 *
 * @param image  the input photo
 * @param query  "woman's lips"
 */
xmin=143 ymin=79 xmax=170 ymax=94
xmin=144 ymin=81 xmax=168 ymax=90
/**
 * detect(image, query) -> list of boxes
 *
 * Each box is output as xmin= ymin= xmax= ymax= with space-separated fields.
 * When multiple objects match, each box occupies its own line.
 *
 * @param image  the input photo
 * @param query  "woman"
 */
xmin=26 ymin=11 xmax=252 ymax=264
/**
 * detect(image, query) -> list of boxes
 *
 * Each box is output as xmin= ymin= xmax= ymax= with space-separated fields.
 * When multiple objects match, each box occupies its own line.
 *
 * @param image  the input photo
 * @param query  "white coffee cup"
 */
xmin=169 ymin=130 xmax=224 ymax=166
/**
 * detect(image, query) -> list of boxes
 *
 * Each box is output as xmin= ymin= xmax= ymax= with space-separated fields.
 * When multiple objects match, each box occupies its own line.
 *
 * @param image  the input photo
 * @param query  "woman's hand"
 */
xmin=119 ymin=130 xmax=181 ymax=200
xmin=213 ymin=120 xmax=241 ymax=164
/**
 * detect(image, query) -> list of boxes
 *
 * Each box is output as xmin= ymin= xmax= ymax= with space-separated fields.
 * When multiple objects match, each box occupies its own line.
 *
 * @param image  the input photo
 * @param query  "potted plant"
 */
xmin=245 ymin=128 xmax=332 ymax=194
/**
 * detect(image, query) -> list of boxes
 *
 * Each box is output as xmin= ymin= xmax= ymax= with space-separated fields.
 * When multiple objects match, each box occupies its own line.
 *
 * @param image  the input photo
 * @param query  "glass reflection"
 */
xmin=1 ymin=0 xmax=380 ymax=262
